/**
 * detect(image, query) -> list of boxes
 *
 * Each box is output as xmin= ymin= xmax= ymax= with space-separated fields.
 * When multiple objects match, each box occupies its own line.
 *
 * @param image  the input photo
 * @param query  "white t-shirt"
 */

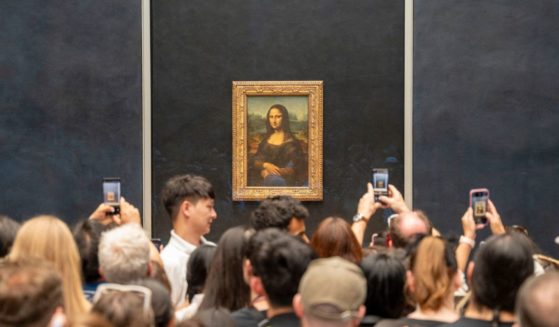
xmin=160 ymin=230 xmax=214 ymax=306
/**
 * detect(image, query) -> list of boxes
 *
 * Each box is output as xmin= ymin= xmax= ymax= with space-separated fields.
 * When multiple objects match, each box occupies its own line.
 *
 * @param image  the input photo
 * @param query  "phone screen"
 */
xmin=470 ymin=189 xmax=489 ymax=224
xmin=371 ymin=168 xmax=389 ymax=201
xmin=103 ymin=178 xmax=121 ymax=214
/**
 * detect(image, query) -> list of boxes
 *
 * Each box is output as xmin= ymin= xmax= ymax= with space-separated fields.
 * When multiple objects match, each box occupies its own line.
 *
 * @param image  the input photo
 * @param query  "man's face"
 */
xmin=288 ymin=218 xmax=309 ymax=243
xmin=268 ymin=108 xmax=283 ymax=130
xmin=186 ymin=197 xmax=217 ymax=236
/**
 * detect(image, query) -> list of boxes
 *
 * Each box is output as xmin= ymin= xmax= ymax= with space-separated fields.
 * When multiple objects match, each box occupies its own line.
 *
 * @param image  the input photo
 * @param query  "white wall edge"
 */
xmin=404 ymin=0 xmax=414 ymax=209
xmin=141 ymin=0 xmax=152 ymax=236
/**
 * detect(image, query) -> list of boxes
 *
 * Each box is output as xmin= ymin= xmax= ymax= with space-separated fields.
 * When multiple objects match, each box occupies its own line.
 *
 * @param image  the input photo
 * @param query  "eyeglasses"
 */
xmin=93 ymin=283 xmax=152 ymax=319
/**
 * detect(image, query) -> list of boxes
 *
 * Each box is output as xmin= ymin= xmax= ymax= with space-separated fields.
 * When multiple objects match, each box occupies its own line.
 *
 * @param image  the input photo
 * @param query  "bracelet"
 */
xmin=459 ymin=235 xmax=476 ymax=248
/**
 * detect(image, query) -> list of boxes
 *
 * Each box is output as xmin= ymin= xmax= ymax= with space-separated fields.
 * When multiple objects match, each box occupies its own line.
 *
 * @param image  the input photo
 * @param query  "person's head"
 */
xmin=92 ymin=283 xmax=154 ymax=327
xmin=469 ymin=233 xmax=534 ymax=314
xmin=266 ymin=104 xmax=291 ymax=134
xmin=249 ymin=228 xmax=316 ymax=309
xmin=131 ymin=279 xmax=174 ymax=327
xmin=98 ymin=223 xmax=151 ymax=283
xmin=388 ymin=211 xmax=431 ymax=249
xmin=160 ymin=174 xmax=216 ymax=233
xmin=294 ymin=257 xmax=367 ymax=327
xmin=10 ymin=215 xmax=89 ymax=318
xmin=360 ymin=252 xmax=407 ymax=319
xmin=0 ymin=215 xmax=20 ymax=258
xmin=73 ymin=219 xmax=106 ymax=284
xmin=311 ymin=217 xmax=363 ymax=264
xmin=0 ymin=259 xmax=64 ymax=327
xmin=407 ymin=236 xmax=459 ymax=312
xmin=516 ymin=272 xmax=559 ymax=327
xmin=250 ymin=195 xmax=309 ymax=242
xmin=186 ymin=244 xmax=217 ymax=302
xmin=199 ymin=226 xmax=252 ymax=311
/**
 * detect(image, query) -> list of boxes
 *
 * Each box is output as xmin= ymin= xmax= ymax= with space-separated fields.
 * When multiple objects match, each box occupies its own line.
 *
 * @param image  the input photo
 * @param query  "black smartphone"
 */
xmin=103 ymin=177 xmax=121 ymax=215
xmin=469 ymin=188 xmax=489 ymax=225
xmin=371 ymin=168 xmax=389 ymax=202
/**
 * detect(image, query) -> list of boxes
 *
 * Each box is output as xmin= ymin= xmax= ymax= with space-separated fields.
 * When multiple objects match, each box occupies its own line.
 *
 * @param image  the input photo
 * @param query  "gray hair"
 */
xmin=99 ymin=224 xmax=150 ymax=283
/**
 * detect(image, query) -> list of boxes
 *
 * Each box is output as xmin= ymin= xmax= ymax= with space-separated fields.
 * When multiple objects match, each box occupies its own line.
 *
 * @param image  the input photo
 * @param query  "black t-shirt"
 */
xmin=231 ymin=307 xmax=267 ymax=327
xmin=258 ymin=312 xmax=300 ymax=327
xmin=441 ymin=317 xmax=514 ymax=327
xmin=375 ymin=317 xmax=449 ymax=327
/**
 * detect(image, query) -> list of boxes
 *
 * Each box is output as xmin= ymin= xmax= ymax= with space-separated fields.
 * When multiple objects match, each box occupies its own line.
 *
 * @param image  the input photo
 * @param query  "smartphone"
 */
xmin=103 ymin=177 xmax=121 ymax=215
xmin=371 ymin=168 xmax=389 ymax=201
xmin=469 ymin=188 xmax=489 ymax=225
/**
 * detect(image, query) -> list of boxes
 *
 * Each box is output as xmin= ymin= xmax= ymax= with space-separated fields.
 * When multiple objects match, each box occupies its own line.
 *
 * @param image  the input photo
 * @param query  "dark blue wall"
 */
xmin=0 ymin=1 xmax=143 ymax=224
xmin=151 ymin=0 xmax=406 ymax=243
xmin=414 ymin=0 xmax=559 ymax=255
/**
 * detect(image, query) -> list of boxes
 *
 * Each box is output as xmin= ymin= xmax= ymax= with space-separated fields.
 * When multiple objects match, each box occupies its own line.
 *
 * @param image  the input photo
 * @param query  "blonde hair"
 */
xmin=409 ymin=236 xmax=457 ymax=311
xmin=10 ymin=215 xmax=90 ymax=319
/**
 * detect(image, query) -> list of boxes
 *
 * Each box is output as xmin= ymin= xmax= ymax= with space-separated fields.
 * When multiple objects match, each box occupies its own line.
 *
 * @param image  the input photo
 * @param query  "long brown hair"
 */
xmin=409 ymin=236 xmax=457 ymax=311
xmin=10 ymin=215 xmax=90 ymax=319
xmin=311 ymin=216 xmax=363 ymax=264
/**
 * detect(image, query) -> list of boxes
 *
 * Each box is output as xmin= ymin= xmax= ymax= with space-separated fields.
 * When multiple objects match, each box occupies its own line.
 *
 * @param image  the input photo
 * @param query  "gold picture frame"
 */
xmin=232 ymin=81 xmax=323 ymax=201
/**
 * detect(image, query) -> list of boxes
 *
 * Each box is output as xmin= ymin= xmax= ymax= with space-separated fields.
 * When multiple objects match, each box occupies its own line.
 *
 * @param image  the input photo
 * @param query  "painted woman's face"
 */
xmin=268 ymin=108 xmax=283 ymax=130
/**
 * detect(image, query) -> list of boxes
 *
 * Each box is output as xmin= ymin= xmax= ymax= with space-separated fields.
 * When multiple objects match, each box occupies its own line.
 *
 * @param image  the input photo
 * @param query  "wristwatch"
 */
xmin=352 ymin=213 xmax=368 ymax=223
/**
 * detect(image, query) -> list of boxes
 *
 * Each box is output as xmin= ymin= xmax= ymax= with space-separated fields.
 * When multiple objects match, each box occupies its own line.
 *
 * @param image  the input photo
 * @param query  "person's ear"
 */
xmin=242 ymin=259 xmax=252 ymax=284
xmin=293 ymin=294 xmax=304 ymax=318
xmin=181 ymin=200 xmax=192 ymax=218
xmin=352 ymin=305 xmax=367 ymax=326
xmin=386 ymin=233 xmax=393 ymax=248
xmin=98 ymin=267 xmax=106 ymax=281
xmin=406 ymin=270 xmax=416 ymax=293
xmin=467 ymin=262 xmax=475 ymax=284
xmin=251 ymin=276 xmax=266 ymax=297
xmin=146 ymin=260 xmax=153 ymax=277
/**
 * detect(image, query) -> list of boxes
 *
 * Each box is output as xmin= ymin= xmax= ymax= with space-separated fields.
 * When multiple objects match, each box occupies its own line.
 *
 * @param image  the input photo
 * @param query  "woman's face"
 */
xmin=268 ymin=108 xmax=283 ymax=131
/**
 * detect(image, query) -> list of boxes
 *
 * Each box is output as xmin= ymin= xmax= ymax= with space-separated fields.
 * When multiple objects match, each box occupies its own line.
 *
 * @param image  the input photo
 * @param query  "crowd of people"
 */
xmin=0 ymin=174 xmax=558 ymax=327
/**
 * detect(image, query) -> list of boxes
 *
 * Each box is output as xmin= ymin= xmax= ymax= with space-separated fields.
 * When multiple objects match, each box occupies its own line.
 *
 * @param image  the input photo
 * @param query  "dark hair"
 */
xmin=0 ymin=215 xmax=20 ymax=257
xmin=199 ymin=226 xmax=251 ymax=311
xmin=186 ymin=244 xmax=216 ymax=302
xmin=250 ymin=195 xmax=308 ymax=231
xmin=360 ymin=252 xmax=407 ymax=318
xmin=161 ymin=174 xmax=215 ymax=222
xmin=249 ymin=228 xmax=316 ymax=307
xmin=131 ymin=278 xmax=174 ymax=327
xmin=73 ymin=219 xmax=106 ymax=283
xmin=265 ymin=104 xmax=292 ymax=137
xmin=389 ymin=211 xmax=432 ymax=248
xmin=471 ymin=233 xmax=534 ymax=312
xmin=0 ymin=259 xmax=63 ymax=327
xmin=311 ymin=216 xmax=363 ymax=264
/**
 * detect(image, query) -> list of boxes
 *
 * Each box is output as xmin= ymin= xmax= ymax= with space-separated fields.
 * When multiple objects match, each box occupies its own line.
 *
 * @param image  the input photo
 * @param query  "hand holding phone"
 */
xmin=103 ymin=177 xmax=121 ymax=215
xmin=469 ymin=188 xmax=489 ymax=225
xmin=371 ymin=168 xmax=389 ymax=202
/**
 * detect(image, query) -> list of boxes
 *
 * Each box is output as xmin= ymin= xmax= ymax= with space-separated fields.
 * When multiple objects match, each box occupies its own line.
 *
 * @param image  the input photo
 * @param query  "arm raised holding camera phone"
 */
xmin=351 ymin=183 xmax=410 ymax=246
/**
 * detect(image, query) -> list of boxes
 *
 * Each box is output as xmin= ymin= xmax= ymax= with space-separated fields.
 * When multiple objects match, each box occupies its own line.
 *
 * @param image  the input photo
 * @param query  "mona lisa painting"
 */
xmin=232 ymin=81 xmax=323 ymax=201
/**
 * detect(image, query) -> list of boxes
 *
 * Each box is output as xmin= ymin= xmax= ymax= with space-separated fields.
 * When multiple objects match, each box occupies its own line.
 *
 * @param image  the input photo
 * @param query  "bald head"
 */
xmin=389 ymin=211 xmax=431 ymax=248
xmin=517 ymin=272 xmax=559 ymax=327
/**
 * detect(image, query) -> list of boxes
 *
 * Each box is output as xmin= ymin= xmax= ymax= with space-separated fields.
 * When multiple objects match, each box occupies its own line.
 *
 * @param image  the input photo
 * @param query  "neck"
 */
xmin=173 ymin=221 xmax=201 ymax=246
xmin=251 ymin=292 xmax=269 ymax=311
xmin=267 ymin=306 xmax=293 ymax=319
xmin=409 ymin=298 xmax=459 ymax=323
xmin=465 ymin=303 xmax=515 ymax=323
